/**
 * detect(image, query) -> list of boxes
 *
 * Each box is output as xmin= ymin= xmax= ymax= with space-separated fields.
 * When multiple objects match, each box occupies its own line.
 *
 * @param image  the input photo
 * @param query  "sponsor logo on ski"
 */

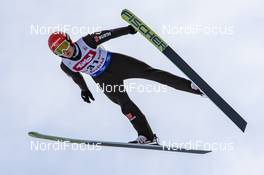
xmin=121 ymin=9 xmax=168 ymax=52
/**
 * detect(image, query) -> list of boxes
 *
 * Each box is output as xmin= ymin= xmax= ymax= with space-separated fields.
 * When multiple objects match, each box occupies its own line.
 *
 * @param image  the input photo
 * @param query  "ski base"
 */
xmin=121 ymin=9 xmax=247 ymax=132
xmin=28 ymin=132 xmax=211 ymax=154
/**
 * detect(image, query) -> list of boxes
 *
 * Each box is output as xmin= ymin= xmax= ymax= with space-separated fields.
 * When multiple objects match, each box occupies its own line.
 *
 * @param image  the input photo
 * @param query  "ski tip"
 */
xmin=121 ymin=9 xmax=129 ymax=14
xmin=121 ymin=9 xmax=133 ymax=19
xmin=28 ymin=131 xmax=39 ymax=137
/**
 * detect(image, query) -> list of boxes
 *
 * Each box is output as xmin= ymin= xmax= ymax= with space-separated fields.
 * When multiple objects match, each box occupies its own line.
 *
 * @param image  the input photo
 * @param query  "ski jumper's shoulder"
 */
xmin=82 ymin=34 xmax=97 ymax=49
xmin=60 ymin=62 xmax=78 ymax=77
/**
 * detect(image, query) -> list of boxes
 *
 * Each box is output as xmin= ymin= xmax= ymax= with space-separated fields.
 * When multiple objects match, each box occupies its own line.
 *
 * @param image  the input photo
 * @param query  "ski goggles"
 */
xmin=54 ymin=40 xmax=70 ymax=56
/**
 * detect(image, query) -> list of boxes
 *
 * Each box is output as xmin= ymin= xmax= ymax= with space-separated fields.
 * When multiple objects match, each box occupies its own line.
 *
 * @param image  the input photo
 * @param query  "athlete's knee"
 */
xmin=120 ymin=100 xmax=135 ymax=114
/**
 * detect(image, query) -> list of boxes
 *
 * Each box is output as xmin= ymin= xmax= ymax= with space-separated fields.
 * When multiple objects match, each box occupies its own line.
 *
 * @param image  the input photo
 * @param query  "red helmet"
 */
xmin=48 ymin=32 xmax=73 ymax=54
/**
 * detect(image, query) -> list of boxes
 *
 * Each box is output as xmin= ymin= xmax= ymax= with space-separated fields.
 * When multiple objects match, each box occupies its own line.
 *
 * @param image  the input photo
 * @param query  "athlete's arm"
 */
xmin=82 ymin=25 xmax=137 ymax=48
xmin=60 ymin=62 xmax=95 ymax=103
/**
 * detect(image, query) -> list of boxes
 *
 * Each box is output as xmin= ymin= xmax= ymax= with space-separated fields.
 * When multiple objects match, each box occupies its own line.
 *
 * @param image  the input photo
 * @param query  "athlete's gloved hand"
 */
xmin=81 ymin=90 xmax=95 ymax=103
xmin=128 ymin=25 xmax=137 ymax=34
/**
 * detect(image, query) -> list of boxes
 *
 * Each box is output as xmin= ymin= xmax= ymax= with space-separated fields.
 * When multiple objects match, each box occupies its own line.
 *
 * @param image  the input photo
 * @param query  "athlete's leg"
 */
xmin=93 ymin=73 xmax=155 ymax=140
xmin=108 ymin=53 xmax=202 ymax=95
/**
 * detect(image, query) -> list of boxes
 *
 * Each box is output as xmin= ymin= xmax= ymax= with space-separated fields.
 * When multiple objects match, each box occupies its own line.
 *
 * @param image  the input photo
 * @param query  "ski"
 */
xmin=28 ymin=132 xmax=211 ymax=154
xmin=121 ymin=9 xmax=247 ymax=132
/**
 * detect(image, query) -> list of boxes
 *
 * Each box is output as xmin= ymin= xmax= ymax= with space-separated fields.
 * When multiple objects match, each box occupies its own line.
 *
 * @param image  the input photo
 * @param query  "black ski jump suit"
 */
xmin=60 ymin=26 xmax=202 ymax=140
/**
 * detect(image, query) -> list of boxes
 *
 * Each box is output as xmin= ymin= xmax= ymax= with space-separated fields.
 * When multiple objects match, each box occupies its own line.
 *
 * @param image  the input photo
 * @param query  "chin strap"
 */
xmin=72 ymin=44 xmax=79 ymax=58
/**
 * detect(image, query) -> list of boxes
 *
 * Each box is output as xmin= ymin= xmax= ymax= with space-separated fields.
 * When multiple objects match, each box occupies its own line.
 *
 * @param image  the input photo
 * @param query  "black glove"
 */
xmin=128 ymin=25 xmax=137 ymax=34
xmin=81 ymin=90 xmax=95 ymax=103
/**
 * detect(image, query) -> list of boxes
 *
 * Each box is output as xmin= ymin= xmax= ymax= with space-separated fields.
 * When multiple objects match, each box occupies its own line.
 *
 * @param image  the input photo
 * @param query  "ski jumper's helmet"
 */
xmin=48 ymin=32 xmax=73 ymax=56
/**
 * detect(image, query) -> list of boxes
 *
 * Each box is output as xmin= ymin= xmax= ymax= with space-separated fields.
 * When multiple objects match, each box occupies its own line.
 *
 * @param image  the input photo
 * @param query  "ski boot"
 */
xmin=129 ymin=134 xmax=159 ymax=145
xmin=191 ymin=82 xmax=207 ymax=97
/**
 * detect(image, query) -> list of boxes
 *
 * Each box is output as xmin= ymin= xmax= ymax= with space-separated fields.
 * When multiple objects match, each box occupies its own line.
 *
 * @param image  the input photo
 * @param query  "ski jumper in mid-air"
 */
xmin=48 ymin=25 xmax=204 ymax=144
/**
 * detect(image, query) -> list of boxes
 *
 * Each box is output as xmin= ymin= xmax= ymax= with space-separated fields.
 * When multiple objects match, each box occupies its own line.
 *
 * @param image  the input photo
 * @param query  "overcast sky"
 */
xmin=1 ymin=0 xmax=264 ymax=174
